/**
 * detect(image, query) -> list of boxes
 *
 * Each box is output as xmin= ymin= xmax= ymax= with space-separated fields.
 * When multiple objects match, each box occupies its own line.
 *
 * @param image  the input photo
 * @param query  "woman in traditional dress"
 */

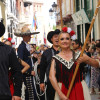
xmin=49 ymin=27 xmax=99 ymax=100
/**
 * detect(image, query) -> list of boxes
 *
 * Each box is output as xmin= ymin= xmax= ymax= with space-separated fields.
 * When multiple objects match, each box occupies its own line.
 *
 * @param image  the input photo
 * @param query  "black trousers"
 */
xmin=98 ymin=75 xmax=100 ymax=87
xmin=23 ymin=75 xmax=38 ymax=100
xmin=46 ymin=81 xmax=55 ymax=100
xmin=0 ymin=95 xmax=12 ymax=100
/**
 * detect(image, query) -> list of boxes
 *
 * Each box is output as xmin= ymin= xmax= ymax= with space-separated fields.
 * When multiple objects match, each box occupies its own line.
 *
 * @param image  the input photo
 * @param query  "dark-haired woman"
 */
xmin=49 ymin=27 xmax=99 ymax=100
xmin=4 ymin=40 xmax=30 ymax=96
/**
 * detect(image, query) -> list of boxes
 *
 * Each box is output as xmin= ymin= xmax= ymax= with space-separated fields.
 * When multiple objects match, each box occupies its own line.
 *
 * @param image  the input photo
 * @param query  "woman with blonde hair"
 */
xmin=49 ymin=27 xmax=99 ymax=100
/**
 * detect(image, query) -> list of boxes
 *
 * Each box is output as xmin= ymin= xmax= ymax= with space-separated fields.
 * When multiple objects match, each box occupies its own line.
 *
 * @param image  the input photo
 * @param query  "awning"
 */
xmin=72 ymin=9 xmax=90 ymax=25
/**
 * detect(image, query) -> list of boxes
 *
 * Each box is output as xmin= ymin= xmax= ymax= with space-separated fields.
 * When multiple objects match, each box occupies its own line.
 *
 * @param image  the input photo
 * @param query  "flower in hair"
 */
xmin=8 ymin=37 xmax=15 ymax=48
xmin=62 ymin=27 xmax=76 ymax=40
xmin=70 ymin=30 xmax=75 ymax=36
xmin=62 ymin=27 xmax=68 ymax=32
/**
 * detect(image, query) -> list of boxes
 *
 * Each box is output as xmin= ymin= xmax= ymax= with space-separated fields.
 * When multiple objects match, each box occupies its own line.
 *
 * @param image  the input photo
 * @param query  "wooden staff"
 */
xmin=59 ymin=0 xmax=63 ymax=29
xmin=67 ymin=0 xmax=100 ymax=98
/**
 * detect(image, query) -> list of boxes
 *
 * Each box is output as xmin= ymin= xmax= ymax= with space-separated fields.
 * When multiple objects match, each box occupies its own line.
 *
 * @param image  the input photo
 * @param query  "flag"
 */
xmin=32 ymin=13 xmax=37 ymax=31
xmin=44 ymin=30 xmax=46 ymax=44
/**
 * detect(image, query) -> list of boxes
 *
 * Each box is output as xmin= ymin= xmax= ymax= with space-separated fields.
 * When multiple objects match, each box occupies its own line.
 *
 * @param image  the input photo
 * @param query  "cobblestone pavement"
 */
xmin=91 ymin=94 xmax=100 ymax=100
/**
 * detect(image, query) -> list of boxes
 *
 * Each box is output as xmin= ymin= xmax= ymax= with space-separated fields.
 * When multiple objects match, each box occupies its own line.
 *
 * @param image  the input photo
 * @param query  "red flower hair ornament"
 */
xmin=8 ymin=37 xmax=15 ymax=48
xmin=62 ymin=27 xmax=76 ymax=40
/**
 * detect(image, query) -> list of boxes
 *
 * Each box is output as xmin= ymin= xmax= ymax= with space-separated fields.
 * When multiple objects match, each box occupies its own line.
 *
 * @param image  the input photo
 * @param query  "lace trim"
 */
xmin=53 ymin=51 xmax=81 ymax=69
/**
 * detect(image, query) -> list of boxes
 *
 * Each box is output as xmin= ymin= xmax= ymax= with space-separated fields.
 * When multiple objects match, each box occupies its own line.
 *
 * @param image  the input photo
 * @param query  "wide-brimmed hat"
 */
xmin=14 ymin=25 xmax=39 ymax=37
xmin=0 ymin=22 xmax=5 ymax=37
xmin=47 ymin=29 xmax=60 ymax=43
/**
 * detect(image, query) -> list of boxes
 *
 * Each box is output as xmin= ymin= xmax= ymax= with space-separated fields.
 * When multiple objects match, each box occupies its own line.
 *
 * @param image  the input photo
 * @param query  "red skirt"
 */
xmin=54 ymin=81 xmax=91 ymax=100
xmin=61 ymin=82 xmax=84 ymax=100
xmin=9 ymin=72 xmax=14 ymax=96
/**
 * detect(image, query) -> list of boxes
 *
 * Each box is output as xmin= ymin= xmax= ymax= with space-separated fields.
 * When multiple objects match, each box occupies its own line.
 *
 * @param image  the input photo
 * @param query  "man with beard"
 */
xmin=40 ymin=29 xmax=60 ymax=100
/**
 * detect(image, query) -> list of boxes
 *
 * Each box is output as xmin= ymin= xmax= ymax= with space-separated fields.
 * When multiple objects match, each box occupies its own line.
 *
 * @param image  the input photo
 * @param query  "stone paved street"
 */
xmin=91 ymin=94 xmax=100 ymax=100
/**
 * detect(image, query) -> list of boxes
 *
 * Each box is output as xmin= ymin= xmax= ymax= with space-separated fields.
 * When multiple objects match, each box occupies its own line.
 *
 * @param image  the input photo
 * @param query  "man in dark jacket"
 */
xmin=16 ymin=25 xmax=39 ymax=100
xmin=40 ymin=29 xmax=60 ymax=100
xmin=0 ymin=22 xmax=22 ymax=100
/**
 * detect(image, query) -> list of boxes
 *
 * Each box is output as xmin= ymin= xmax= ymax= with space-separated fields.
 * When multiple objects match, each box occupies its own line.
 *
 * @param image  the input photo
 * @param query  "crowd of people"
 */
xmin=0 ymin=22 xmax=100 ymax=100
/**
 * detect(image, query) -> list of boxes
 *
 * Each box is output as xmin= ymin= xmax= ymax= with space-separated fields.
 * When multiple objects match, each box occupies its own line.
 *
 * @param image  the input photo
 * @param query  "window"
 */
xmin=77 ymin=25 xmax=81 ymax=41
xmin=85 ymin=23 xmax=91 ymax=39
xmin=76 ymin=0 xmax=80 ymax=11
xmin=84 ymin=0 xmax=90 ymax=10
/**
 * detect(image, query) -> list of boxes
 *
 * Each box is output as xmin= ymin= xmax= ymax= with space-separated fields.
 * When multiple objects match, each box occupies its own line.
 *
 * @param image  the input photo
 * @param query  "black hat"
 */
xmin=55 ymin=29 xmax=61 ymax=34
xmin=0 ymin=22 xmax=5 ymax=37
xmin=47 ymin=29 xmax=60 ymax=43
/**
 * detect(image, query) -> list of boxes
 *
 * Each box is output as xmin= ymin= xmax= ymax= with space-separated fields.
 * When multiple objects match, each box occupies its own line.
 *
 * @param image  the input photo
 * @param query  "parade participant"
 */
xmin=0 ymin=23 xmax=22 ymax=100
xmin=15 ymin=25 xmax=39 ymax=100
xmin=49 ymin=27 xmax=99 ymax=100
xmin=4 ymin=39 xmax=30 ymax=96
xmin=4 ymin=39 xmax=30 ymax=74
xmin=4 ymin=39 xmax=12 ymax=46
xmin=40 ymin=29 xmax=60 ymax=100
xmin=72 ymin=39 xmax=82 ymax=52
xmin=30 ymin=44 xmax=38 ymax=64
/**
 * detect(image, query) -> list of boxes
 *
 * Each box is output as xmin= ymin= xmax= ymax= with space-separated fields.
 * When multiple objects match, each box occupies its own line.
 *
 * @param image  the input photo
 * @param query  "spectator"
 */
xmin=0 ymin=22 xmax=22 ymax=100
xmin=72 ymin=39 xmax=82 ymax=52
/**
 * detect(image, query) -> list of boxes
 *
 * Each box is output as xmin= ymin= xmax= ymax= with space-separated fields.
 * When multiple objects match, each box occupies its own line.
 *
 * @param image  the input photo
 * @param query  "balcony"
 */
xmin=7 ymin=13 xmax=18 ymax=22
xmin=23 ymin=0 xmax=33 ymax=7
xmin=56 ymin=12 xmax=72 ymax=25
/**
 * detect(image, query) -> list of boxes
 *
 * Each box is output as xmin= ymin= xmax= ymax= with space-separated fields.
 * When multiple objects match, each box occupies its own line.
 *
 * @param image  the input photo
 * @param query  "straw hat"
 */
xmin=14 ymin=25 xmax=39 ymax=37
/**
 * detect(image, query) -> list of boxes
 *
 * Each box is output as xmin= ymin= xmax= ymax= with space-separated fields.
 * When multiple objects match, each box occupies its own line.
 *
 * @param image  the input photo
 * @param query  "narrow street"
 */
xmin=91 ymin=94 xmax=100 ymax=100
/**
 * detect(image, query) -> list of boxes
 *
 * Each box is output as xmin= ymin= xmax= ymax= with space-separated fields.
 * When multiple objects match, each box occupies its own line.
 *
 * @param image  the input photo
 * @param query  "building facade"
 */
xmin=56 ymin=0 xmax=76 ymax=31
xmin=32 ymin=0 xmax=44 ymax=45
xmin=56 ymin=0 xmax=100 ymax=43
xmin=0 ymin=0 xmax=7 ymax=41
xmin=73 ymin=0 xmax=100 ymax=42
xmin=7 ymin=0 xmax=18 ymax=38
xmin=72 ymin=0 xmax=94 ymax=43
xmin=93 ymin=0 xmax=100 ymax=40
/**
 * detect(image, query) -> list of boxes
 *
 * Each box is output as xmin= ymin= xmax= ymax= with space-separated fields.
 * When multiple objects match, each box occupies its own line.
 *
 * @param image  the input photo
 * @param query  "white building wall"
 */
xmin=66 ymin=0 xmax=70 ymax=14
xmin=0 ymin=0 xmax=7 ymax=39
xmin=93 ymin=0 xmax=100 ymax=40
